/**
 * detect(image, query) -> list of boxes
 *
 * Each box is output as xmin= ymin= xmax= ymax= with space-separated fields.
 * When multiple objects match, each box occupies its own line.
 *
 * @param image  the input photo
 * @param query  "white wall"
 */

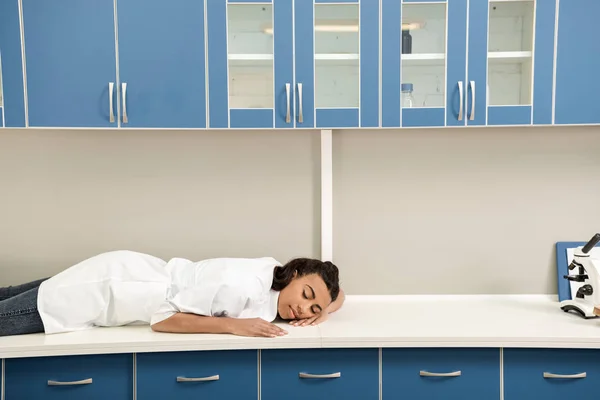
xmin=333 ymin=125 xmax=600 ymax=294
xmin=1 ymin=125 xmax=599 ymax=297
xmin=0 ymin=129 xmax=321 ymax=284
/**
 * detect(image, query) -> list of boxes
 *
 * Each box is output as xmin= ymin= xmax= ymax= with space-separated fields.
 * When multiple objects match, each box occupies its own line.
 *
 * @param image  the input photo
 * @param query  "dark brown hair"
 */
xmin=271 ymin=258 xmax=340 ymax=302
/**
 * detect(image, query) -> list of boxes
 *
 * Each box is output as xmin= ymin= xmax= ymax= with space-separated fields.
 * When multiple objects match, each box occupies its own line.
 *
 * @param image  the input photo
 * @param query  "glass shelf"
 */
xmin=487 ymin=0 xmax=534 ymax=106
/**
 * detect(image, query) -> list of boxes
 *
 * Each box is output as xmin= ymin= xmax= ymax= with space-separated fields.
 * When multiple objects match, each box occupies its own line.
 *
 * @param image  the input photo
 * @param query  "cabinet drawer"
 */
xmin=504 ymin=348 xmax=600 ymax=400
xmin=261 ymin=348 xmax=379 ymax=400
xmin=382 ymin=348 xmax=500 ymax=400
xmin=136 ymin=350 xmax=257 ymax=399
xmin=5 ymin=354 xmax=133 ymax=400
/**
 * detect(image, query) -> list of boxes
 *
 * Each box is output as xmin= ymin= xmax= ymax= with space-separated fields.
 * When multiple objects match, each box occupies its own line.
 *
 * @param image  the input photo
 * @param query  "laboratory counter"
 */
xmin=1 ymin=295 xmax=598 ymax=399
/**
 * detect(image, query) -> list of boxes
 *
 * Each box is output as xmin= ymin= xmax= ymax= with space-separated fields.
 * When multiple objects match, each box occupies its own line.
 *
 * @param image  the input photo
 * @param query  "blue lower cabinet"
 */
xmin=5 ymin=354 xmax=133 ymax=399
xmin=261 ymin=348 xmax=379 ymax=400
xmin=504 ymin=348 xmax=600 ymax=399
xmin=382 ymin=348 xmax=500 ymax=399
xmin=136 ymin=350 xmax=258 ymax=399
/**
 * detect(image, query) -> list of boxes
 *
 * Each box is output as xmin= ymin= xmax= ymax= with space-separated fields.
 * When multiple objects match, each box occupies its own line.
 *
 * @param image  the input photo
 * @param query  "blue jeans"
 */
xmin=0 ymin=278 xmax=48 ymax=336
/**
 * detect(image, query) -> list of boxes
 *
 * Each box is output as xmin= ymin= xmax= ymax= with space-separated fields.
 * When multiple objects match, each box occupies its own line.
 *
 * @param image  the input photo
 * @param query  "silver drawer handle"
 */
xmin=299 ymin=372 xmax=341 ymax=379
xmin=48 ymin=378 xmax=93 ymax=386
xmin=297 ymin=83 xmax=303 ymax=123
xmin=469 ymin=80 xmax=475 ymax=121
xmin=121 ymin=82 xmax=128 ymax=124
xmin=177 ymin=375 xmax=220 ymax=382
xmin=420 ymin=370 xmax=461 ymax=377
xmin=457 ymin=81 xmax=463 ymax=121
xmin=109 ymin=82 xmax=115 ymax=123
xmin=285 ymin=83 xmax=291 ymax=123
xmin=543 ymin=372 xmax=586 ymax=379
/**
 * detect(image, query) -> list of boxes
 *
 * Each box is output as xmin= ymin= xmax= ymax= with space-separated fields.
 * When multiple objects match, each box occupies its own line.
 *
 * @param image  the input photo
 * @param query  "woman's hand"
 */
xmin=289 ymin=311 xmax=329 ymax=327
xmin=230 ymin=318 xmax=288 ymax=338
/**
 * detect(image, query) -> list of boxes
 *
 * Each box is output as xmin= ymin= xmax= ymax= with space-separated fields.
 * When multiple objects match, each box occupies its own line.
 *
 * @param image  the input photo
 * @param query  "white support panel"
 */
xmin=321 ymin=129 xmax=333 ymax=262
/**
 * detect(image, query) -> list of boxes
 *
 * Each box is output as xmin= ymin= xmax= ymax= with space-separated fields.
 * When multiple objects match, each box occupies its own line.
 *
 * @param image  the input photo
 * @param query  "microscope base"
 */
xmin=560 ymin=299 xmax=599 ymax=319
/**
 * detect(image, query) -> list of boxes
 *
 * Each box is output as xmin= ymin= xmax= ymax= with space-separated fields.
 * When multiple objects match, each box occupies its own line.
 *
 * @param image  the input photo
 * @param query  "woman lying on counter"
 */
xmin=0 ymin=251 xmax=344 ymax=337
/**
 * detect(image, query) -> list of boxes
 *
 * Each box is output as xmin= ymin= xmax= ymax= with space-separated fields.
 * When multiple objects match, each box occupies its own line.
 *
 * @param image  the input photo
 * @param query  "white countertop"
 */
xmin=1 ymin=295 xmax=600 ymax=359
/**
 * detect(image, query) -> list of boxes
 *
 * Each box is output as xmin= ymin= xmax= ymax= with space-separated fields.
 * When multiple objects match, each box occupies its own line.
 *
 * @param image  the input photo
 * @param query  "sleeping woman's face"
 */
xmin=277 ymin=273 xmax=331 ymax=320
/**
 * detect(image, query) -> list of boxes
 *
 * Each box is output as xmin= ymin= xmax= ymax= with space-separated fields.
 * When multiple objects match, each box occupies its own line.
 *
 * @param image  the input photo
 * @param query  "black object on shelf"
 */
xmin=402 ymin=30 xmax=412 ymax=54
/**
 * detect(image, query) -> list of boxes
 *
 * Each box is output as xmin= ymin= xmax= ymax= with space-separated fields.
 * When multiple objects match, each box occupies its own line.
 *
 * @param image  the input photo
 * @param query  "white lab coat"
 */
xmin=37 ymin=250 xmax=281 ymax=334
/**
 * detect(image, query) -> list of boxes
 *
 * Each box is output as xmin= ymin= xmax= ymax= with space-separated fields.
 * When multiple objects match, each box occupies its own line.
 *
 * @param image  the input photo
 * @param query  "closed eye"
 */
xmin=303 ymin=286 xmax=322 ymax=314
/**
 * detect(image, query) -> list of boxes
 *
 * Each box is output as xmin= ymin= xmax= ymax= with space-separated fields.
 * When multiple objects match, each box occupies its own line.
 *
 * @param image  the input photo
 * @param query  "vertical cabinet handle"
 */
xmin=48 ymin=378 xmax=93 ymax=386
xmin=543 ymin=372 xmax=586 ymax=379
xmin=469 ymin=80 xmax=475 ymax=121
xmin=299 ymin=372 xmax=341 ymax=379
xmin=121 ymin=82 xmax=128 ymax=124
xmin=285 ymin=83 xmax=291 ymax=123
xmin=177 ymin=375 xmax=220 ymax=382
xmin=457 ymin=81 xmax=463 ymax=121
xmin=109 ymin=82 xmax=115 ymax=123
xmin=297 ymin=83 xmax=303 ymax=123
xmin=420 ymin=370 xmax=461 ymax=377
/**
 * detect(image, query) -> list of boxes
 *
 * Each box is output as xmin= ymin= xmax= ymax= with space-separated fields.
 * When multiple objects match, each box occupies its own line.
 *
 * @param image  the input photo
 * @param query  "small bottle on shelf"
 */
xmin=401 ymin=83 xmax=415 ymax=108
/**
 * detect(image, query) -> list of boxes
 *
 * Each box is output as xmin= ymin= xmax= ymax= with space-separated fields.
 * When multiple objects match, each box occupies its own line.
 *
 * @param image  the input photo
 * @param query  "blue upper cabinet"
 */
xmin=383 ymin=0 xmax=556 ymax=128
xmin=22 ymin=0 xmax=118 ymax=128
xmin=206 ymin=0 xmax=379 ymax=129
xmin=554 ymin=0 xmax=600 ymax=125
xmin=117 ymin=0 xmax=207 ymax=128
xmin=0 ymin=0 xmax=26 ymax=127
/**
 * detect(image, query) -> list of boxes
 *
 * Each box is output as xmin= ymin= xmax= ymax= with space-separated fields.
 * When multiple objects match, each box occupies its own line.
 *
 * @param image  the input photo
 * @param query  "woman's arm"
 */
xmin=151 ymin=313 xmax=287 ymax=337
xmin=326 ymin=288 xmax=345 ymax=314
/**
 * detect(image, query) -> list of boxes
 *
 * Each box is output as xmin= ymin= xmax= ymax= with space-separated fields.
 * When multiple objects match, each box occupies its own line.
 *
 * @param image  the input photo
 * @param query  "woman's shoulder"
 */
xmin=204 ymin=257 xmax=281 ymax=292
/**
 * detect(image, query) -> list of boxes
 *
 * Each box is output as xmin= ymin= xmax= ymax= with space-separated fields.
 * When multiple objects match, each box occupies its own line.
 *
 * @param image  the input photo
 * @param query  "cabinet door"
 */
xmin=445 ymin=0 xmax=468 ymax=127
xmin=117 ymin=0 xmax=207 ymax=128
xmin=22 ymin=0 xmax=117 ymax=128
xmin=382 ymin=348 xmax=500 ymax=400
xmin=554 ymin=0 xmax=600 ymax=125
xmin=207 ymin=0 xmax=293 ymax=129
xmin=0 ymin=0 xmax=26 ymax=128
xmin=5 ymin=354 xmax=133 ymax=400
xmin=305 ymin=0 xmax=378 ymax=129
xmin=468 ymin=0 xmax=552 ymax=127
xmin=465 ymin=0 xmax=488 ymax=126
xmin=261 ymin=348 xmax=379 ymax=400
xmin=383 ymin=0 xmax=466 ymax=128
xmin=137 ymin=350 xmax=258 ymax=400
xmin=504 ymin=348 xmax=600 ymax=399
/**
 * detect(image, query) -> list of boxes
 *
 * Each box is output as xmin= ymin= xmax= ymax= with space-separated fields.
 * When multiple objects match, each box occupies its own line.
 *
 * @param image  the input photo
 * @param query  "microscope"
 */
xmin=560 ymin=233 xmax=600 ymax=319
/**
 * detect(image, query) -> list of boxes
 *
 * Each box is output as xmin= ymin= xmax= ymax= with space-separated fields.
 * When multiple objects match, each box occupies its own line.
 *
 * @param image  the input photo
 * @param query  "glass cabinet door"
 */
xmin=314 ymin=3 xmax=359 ymax=127
xmin=383 ymin=0 xmax=462 ymax=128
xmin=305 ymin=0 xmax=378 ymax=128
xmin=228 ymin=3 xmax=274 ymax=126
xmin=207 ymin=0 xmax=293 ymax=128
xmin=486 ymin=0 xmax=535 ymax=125
xmin=400 ymin=1 xmax=447 ymax=127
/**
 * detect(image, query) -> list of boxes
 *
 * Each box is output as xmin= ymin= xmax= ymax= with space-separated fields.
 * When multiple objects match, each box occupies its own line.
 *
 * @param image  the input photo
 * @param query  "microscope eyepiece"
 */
xmin=582 ymin=233 xmax=600 ymax=254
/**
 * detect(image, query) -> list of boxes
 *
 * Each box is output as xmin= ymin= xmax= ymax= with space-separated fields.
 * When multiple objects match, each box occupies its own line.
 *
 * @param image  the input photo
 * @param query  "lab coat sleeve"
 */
xmin=150 ymin=283 xmax=249 ymax=325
